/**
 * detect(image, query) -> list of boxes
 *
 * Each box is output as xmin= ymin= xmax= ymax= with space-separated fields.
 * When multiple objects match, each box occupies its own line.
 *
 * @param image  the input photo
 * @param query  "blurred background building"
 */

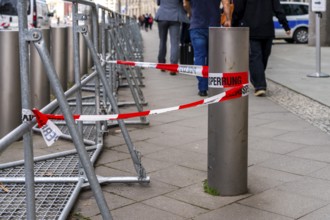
xmin=46 ymin=0 xmax=158 ymax=24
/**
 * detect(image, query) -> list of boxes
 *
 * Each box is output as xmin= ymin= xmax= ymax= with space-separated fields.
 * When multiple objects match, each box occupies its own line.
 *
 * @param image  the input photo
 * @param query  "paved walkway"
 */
xmin=69 ymin=27 xmax=330 ymax=219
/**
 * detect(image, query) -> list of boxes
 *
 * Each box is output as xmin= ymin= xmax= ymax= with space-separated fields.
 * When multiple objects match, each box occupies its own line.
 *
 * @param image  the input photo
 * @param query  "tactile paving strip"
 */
xmin=268 ymin=80 xmax=330 ymax=134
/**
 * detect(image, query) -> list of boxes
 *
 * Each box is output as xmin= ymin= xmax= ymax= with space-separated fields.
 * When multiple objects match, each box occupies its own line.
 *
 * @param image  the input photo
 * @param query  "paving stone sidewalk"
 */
xmin=70 ymin=28 xmax=330 ymax=220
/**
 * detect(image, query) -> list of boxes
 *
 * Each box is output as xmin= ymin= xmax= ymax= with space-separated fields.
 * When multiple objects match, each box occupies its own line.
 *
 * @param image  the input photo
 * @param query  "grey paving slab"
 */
xmin=309 ymin=165 xmax=330 ymax=181
xmin=111 ymin=203 xmax=185 ymax=220
xmin=145 ymin=148 xmax=207 ymax=166
xmin=142 ymin=196 xmax=208 ymax=218
xmin=274 ymin=130 xmax=330 ymax=146
xmin=276 ymin=177 xmax=330 ymax=201
xmin=72 ymin=190 xmax=134 ymax=217
xmin=249 ymin=126 xmax=289 ymax=139
xmin=175 ymin=138 xmax=207 ymax=155
xmin=288 ymin=146 xmax=330 ymax=163
xmin=248 ymin=149 xmax=281 ymax=166
xmin=299 ymin=204 xmax=330 ymax=220
xmin=109 ymin=157 xmax=172 ymax=174
xmin=95 ymin=149 xmax=131 ymax=165
xmin=249 ymin=138 xmax=307 ymax=154
xmin=258 ymin=155 xmax=327 ymax=175
xmin=249 ymin=166 xmax=301 ymax=183
xmin=150 ymin=165 xmax=206 ymax=188
xmin=194 ymin=203 xmax=293 ymax=220
xmin=166 ymin=183 xmax=250 ymax=210
xmin=102 ymin=179 xmax=179 ymax=202
xmin=239 ymin=189 xmax=327 ymax=219
xmin=111 ymin=140 xmax=167 ymax=155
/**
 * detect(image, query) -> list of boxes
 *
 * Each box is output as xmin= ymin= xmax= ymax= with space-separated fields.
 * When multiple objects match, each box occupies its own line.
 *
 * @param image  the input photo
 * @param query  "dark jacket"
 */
xmin=232 ymin=0 xmax=290 ymax=39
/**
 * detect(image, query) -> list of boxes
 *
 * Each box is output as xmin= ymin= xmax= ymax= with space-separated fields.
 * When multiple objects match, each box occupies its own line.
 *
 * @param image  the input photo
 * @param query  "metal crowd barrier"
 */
xmin=0 ymin=0 xmax=149 ymax=219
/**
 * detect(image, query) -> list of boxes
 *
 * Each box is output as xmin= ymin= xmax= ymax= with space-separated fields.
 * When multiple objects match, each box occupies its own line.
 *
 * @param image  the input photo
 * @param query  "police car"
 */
xmin=274 ymin=2 xmax=309 ymax=44
xmin=0 ymin=0 xmax=52 ymax=30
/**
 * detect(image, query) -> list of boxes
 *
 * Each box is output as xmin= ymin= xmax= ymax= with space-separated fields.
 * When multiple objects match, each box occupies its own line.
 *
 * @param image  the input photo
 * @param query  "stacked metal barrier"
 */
xmin=0 ymin=1 xmax=149 ymax=219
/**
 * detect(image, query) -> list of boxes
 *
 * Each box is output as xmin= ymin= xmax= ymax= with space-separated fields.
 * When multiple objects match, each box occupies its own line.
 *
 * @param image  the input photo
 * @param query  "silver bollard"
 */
xmin=67 ymin=26 xmax=74 ymax=84
xmin=208 ymin=27 xmax=249 ymax=196
xmin=51 ymin=26 xmax=68 ymax=91
xmin=79 ymin=33 xmax=88 ymax=76
xmin=0 ymin=30 xmax=21 ymax=139
xmin=30 ymin=28 xmax=50 ymax=109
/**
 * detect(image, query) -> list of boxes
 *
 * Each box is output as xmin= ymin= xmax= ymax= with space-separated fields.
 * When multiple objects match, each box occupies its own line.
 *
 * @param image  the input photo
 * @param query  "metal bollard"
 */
xmin=208 ymin=27 xmax=249 ymax=196
xmin=67 ymin=26 xmax=88 ymax=83
xmin=79 ymin=33 xmax=88 ymax=76
xmin=30 ymin=28 xmax=50 ymax=109
xmin=0 ymin=30 xmax=21 ymax=139
xmin=51 ymin=26 xmax=68 ymax=91
xmin=67 ymin=26 xmax=74 ymax=84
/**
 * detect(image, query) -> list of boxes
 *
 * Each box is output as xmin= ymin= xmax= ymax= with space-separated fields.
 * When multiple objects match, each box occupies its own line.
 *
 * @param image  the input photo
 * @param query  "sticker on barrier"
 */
xmin=32 ymin=84 xmax=248 ymax=146
xmin=33 ymin=108 xmax=64 ymax=146
xmin=22 ymin=109 xmax=35 ymax=123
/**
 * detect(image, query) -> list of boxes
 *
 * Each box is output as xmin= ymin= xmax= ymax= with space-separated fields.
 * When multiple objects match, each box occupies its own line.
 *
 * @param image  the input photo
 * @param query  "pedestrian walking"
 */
xmin=155 ymin=0 xmax=189 ymax=75
xmin=183 ymin=0 xmax=232 ymax=97
xmin=148 ymin=14 xmax=154 ymax=30
xmin=232 ymin=0 xmax=291 ymax=96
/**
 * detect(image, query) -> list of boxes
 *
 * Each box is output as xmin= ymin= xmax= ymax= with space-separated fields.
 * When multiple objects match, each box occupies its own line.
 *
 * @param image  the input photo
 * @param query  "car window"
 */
xmin=0 ymin=0 xmax=30 ymax=16
xmin=0 ymin=0 xmax=18 ymax=15
xmin=290 ymin=4 xmax=308 ymax=16
xmin=281 ymin=4 xmax=292 ymax=16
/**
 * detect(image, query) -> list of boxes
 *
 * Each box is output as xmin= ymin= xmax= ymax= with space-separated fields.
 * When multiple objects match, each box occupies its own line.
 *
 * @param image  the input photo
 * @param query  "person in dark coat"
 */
xmin=232 ymin=0 xmax=291 ymax=96
xmin=155 ymin=0 xmax=189 ymax=75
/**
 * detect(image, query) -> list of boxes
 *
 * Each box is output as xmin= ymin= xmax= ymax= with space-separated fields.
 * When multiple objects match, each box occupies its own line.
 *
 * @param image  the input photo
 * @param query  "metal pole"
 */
xmin=0 ymin=30 xmax=21 ymax=139
xmin=308 ymin=13 xmax=329 ymax=78
xmin=208 ymin=27 xmax=249 ymax=196
xmin=17 ymin=1 xmax=36 ymax=219
xmin=72 ymin=2 xmax=83 ymax=135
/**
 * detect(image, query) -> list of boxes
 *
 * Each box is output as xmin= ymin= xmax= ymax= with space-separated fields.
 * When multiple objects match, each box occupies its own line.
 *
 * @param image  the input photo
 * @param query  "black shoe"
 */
xmin=198 ymin=91 xmax=208 ymax=97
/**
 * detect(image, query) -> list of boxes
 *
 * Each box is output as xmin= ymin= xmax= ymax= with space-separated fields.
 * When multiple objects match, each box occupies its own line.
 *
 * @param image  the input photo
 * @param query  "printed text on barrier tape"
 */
xmin=107 ymin=60 xmax=249 ymax=84
xmin=32 ymin=84 xmax=249 ymax=146
xmin=208 ymin=72 xmax=249 ymax=88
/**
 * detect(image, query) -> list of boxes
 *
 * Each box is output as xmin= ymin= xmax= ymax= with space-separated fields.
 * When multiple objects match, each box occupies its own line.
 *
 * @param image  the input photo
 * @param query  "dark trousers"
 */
xmin=249 ymin=38 xmax=273 ymax=90
xmin=157 ymin=20 xmax=181 ymax=64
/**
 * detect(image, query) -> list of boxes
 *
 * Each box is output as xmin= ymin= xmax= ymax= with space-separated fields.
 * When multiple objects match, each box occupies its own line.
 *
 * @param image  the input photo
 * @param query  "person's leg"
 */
xmin=261 ymin=38 xmax=273 ymax=70
xmin=168 ymin=21 xmax=181 ymax=64
xmin=249 ymin=39 xmax=267 ymax=93
xmin=157 ymin=21 xmax=169 ymax=64
xmin=190 ymin=28 xmax=208 ymax=95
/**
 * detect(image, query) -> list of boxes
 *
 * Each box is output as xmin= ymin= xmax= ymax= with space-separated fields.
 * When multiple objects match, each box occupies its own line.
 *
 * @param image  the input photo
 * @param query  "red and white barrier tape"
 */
xmin=106 ymin=59 xmax=208 ymax=77
xmin=105 ymin=59 xmax=249 ymax=85
xmin=30 ymin=84 xmax=248 ymax=146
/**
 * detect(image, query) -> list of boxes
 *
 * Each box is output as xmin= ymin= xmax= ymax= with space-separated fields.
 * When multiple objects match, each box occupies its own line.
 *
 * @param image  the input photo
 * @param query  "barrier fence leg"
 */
xmin=208 ymin=27 xmax=249 ymax=196
xmin=81 ymin=29 xmax=147 ymax=179
xmin=17 ymin=1 xmax=36 ymax=219
xmin=32 ymin=32 xmax=112 ymax=220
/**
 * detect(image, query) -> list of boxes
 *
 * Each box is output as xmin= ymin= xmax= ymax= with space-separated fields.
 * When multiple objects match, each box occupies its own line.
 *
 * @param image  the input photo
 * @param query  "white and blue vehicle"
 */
xmin=274 ymin=2 xmax=309 ymax=44
xmin=0 ymin=0 xmax=52 ymax=29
